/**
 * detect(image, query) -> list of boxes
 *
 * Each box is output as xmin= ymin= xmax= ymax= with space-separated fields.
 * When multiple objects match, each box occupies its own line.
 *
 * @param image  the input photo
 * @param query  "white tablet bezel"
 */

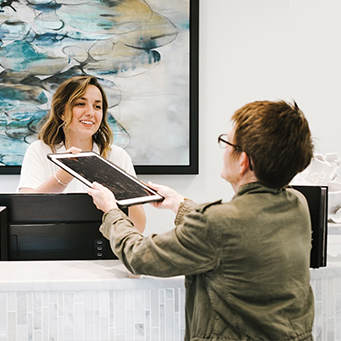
xmin=47 ymin=151 xmax=164 ymax=207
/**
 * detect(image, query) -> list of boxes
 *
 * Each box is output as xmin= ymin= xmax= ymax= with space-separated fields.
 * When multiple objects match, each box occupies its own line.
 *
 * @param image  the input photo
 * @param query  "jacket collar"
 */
xmin=233 ymin=182 xmax=283 ymax=199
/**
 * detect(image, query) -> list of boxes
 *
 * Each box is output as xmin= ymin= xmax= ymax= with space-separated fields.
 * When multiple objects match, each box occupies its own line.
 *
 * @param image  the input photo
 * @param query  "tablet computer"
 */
xmin=47 ymin=151 xmax=164 ymax=207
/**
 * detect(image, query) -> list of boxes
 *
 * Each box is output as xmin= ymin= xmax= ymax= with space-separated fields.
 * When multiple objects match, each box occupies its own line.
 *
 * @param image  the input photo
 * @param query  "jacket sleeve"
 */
xmin=99 ymin=200 xmax=221 ymax=277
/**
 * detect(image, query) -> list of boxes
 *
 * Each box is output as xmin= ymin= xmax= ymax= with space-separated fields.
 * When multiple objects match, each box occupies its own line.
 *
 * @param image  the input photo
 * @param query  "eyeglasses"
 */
xmin=218 ymin=133 xmax=253 ymax=171
xmin=218 ymin=134 xmax=242 ymax=151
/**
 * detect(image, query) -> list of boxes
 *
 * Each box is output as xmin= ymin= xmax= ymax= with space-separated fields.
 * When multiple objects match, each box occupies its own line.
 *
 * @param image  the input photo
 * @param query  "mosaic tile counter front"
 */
xmin=0 ymin=260 xmax=185 ymax=341
xmin=0 ymin=259 xmax=340 ymax=341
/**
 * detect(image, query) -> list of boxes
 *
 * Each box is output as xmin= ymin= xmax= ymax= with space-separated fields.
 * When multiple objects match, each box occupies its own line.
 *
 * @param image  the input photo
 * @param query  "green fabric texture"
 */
xmin=100 ymin=182 xmax=314 ymax=340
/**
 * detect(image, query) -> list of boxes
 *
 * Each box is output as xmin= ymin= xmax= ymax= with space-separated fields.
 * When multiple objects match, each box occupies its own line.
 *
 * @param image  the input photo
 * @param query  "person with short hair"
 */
xmin=19 ymin=75 xmax=146 ymax=232
xmin=88 ymin=100 xmax=315 ymax=340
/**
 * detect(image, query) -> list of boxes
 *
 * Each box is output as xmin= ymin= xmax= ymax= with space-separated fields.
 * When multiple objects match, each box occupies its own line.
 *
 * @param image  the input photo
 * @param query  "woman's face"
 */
xmin=64 ymin=84 xmax=103 ymax=140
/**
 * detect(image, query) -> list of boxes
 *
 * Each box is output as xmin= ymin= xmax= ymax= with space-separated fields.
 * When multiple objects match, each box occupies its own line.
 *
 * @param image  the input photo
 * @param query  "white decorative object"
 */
xmin=292 ymin=153 xmax=341 ymax=223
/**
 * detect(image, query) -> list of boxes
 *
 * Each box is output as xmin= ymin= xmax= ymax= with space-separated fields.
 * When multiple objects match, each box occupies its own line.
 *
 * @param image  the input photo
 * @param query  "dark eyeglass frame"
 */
xmin=218 ymin=134 xmax=253 ymax=171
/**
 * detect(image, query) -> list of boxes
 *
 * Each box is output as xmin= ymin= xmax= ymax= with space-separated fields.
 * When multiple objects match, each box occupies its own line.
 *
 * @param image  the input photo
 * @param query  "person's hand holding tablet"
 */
xmin=48 ymin=151 xmax=164 ymax=207
xmin=88 ymin=182 xmax=118 ymax=213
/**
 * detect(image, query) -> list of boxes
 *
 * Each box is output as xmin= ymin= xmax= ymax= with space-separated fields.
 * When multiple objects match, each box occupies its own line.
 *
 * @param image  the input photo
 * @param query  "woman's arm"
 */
xmin=19 ymin=146 xmax=81 ymax=193
xmin=19 ymin=167 xmax=74 ymax=193
xmin=128 ymin=205 xmax=146 ymax=233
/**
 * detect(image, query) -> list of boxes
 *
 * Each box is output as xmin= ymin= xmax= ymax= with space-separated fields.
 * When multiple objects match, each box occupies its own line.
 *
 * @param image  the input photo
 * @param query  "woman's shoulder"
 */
xmin=107 ymin=144 xmax=132 ymax=160
xmin=25 ymin=139 xmax=53 ymax=153
xmin=106 ymin=144 xmax=135 ymax=174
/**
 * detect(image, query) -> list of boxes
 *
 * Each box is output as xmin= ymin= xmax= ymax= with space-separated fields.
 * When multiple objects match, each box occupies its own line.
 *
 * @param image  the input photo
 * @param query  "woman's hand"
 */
xmin=54 ymin=146 xmax=82 ymax=185
xmin=148 ymin=181 xmax=186 ymax=213
xmin=88 ymin=182 xmax=118 ymax=213
xmin=19 ymin=146 xmax=82 ymax=193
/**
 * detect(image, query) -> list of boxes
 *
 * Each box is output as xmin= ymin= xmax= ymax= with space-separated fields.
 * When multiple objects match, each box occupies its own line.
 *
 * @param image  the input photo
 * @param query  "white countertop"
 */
xmin=0 ymin=256 xmax=340 ymax=293
xmin=0 ymin=259 xmax=185 ymax=292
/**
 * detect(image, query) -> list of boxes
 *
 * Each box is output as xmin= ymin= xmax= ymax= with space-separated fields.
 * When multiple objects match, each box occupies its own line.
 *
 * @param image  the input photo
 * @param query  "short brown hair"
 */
xmin=231 ymin=100 xmax=314 ymax=188
xmin=38 ymin=75 xmax=113 ymax=158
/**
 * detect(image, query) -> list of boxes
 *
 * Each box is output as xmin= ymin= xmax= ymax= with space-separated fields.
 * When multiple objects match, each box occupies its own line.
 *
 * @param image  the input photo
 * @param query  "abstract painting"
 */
xmin=0 ymin=0 xmax=198 ymax=174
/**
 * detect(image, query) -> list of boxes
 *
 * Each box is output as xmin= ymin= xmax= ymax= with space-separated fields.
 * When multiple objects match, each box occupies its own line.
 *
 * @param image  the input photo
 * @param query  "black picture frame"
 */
xmin=136 ymin=1 xmax=199 ymax=175
xmin=0 ymin=1 xmax=199 ymax=176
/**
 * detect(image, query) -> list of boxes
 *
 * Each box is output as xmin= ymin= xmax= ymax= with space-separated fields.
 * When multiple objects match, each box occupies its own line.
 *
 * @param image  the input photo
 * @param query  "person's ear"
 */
xmin=239 ymin=152 xmax=250 ymax=174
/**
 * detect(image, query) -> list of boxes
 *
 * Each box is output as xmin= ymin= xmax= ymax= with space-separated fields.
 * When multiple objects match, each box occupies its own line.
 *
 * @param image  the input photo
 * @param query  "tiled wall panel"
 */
xmin=310 ymin=276 xmax=341 ymax=341
xmin=0 ymin=278 xmax=340 ymax=341
xmin=0 ymin=255 xmax=341 ymax=341
xmin=0 ymin=288 xmax=186 ymax=341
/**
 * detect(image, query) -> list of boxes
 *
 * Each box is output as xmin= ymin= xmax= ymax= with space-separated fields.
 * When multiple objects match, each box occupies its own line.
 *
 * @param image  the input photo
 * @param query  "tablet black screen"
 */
xmin=57 ymin=155 xmax=154 ymax=201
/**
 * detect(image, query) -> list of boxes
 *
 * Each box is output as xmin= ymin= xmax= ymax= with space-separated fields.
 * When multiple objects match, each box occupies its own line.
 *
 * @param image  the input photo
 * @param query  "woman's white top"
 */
xmin=17 ymin=140 xmax=136 ymax=192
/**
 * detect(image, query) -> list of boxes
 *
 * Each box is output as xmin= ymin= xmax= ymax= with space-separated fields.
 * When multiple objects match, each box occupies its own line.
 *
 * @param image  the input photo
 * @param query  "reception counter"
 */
xmin=0 ymin=260 xmax=186 ymax=341
xmin=310 ymin=260 xmax=341 ymax=341
xmin=0 ymin=246 xmax=341 ymax=340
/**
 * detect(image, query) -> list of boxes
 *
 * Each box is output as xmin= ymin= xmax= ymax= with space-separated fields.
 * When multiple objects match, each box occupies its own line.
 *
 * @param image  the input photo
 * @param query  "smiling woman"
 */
xmin=17 ymin=75 xmax=146 ymax=232
xmin=64 ymin=84 xmax=103 ymax=148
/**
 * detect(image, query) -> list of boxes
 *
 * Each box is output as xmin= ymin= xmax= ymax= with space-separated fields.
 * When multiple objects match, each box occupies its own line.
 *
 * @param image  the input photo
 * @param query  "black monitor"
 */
xmin=0 ymin=193 xmax=122 ymax=261
xmin=292 ymin=185 xmax=328 ymax=269
xmin=0 ymin=186 xmax=328 ymax=267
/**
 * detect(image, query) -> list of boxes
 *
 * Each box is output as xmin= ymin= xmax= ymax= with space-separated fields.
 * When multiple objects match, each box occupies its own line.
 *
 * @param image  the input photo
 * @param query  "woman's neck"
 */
xmin=64 ymin=136 xmax=93 ymax=151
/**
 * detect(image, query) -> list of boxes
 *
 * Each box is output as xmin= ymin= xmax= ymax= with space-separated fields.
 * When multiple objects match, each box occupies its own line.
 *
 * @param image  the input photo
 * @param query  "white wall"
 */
xmin=1 ymin=0 xmax=340 ymax=236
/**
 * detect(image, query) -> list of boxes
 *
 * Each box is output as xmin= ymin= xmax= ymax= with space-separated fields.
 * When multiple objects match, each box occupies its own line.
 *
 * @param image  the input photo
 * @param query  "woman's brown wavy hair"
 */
xmin=38 ymin=75 xmax=113 ymax=158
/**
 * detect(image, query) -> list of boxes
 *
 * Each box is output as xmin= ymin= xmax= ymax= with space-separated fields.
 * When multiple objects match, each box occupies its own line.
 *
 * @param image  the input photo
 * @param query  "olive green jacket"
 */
xmin=100 ymin=182 xmax=314 ymax=340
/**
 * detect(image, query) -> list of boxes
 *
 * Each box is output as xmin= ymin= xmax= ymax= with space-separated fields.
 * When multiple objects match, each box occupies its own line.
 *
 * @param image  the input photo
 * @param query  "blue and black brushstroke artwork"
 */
xmin=0 ymin=0 xmax=184 ymax=167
